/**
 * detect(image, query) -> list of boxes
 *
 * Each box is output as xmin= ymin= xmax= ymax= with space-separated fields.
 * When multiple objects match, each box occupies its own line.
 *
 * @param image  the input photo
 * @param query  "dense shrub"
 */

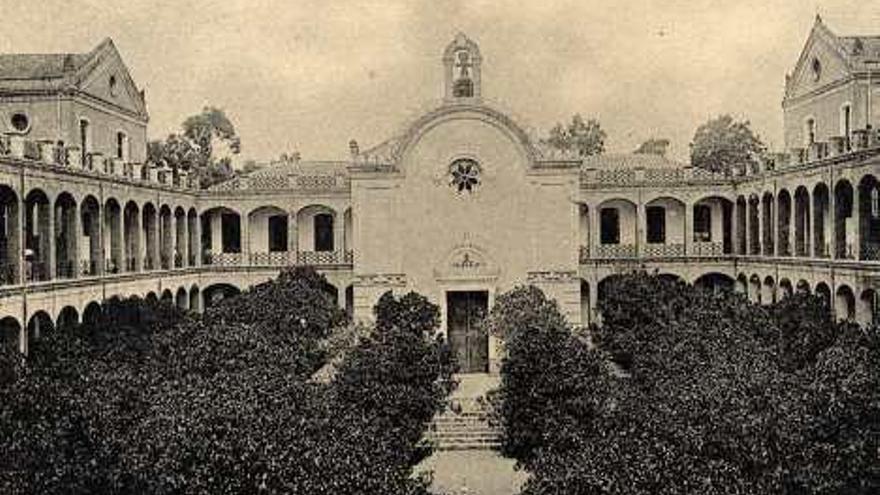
xmin=501 ymin=274 xmax=880 ymax=495
xmin=0 ymin=271 xmax=454 ymax=495
xmin=489 ymin=285 xmax=608 ymax=464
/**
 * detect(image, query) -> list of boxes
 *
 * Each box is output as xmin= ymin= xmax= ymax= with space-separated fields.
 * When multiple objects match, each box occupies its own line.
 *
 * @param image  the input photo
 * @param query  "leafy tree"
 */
xmin=690 ymin=114 xmax=766 ymax=175
xmin=505 ymin=274 xmax=880 ymax=495
xmin=542 ymin=114 xmax=605 ymax=157
xmin=634 ymin=137 xmax=670 ymax=156
xmin=148 ymin=106 xmax=241 ymax=188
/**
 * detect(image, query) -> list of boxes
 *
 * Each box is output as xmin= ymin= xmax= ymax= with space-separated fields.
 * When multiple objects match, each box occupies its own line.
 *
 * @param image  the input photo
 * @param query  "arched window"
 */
xmin=268 ymin=215 xmax=288 ymax=252
xmin=693 ymin=204 xmax=712 ymax=242
xmin=453 ymin=50 xmax=474 ymax=98
xmin=314 ymin=213 xmax=334 ymax=252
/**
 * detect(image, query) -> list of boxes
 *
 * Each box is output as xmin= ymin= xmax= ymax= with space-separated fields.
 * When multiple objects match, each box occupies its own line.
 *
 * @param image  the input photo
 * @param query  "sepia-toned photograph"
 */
xmin=0 ymin=1 xmax=878 ymax=493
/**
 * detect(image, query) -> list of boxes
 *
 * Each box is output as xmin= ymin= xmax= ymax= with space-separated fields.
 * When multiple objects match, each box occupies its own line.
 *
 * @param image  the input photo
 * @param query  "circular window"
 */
xmin=811 ymin=58 xmax=822 ymax=82
xmin=10 ymin=113 xmax=29 ymax=133
xmin=449 ymin=158 xmax=481 ymax=193
xmin=109 ymin=75 xmax=118 ymax=96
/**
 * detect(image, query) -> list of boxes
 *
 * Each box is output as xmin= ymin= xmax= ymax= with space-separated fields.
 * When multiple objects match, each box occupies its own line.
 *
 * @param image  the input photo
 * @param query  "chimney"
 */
xmin=349 ymin=139 xmax=359 ymax=157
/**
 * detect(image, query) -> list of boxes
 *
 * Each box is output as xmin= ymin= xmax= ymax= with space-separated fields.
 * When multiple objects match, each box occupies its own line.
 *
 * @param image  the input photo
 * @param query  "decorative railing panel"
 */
xmin=862 ymin=244 xmax=880 ymax=261
xmin=297 ymin=250 xmax=354 ymax=265
xmin=205 ymin=252 xmax=243 ymax=266
xmin=692 ymin=241 xmax=724 ymax=257
xmin=250 ymin=251 xmax=292 ymax=266
xmin=594 ymin=244 xmax=638 ymax=259
xmin=642 ymin=243 xmax=685 ymax=258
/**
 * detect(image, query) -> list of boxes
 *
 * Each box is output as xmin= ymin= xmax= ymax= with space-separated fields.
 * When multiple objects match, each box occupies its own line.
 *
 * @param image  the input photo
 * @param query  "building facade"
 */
xmin=0 ymin=20 xmax=879 ymax=373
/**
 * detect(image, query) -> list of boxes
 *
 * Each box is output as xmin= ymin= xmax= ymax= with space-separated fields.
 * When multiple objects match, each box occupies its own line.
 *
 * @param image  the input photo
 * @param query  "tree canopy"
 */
xmin=147 ymin=106 xmax=241 ymax=188
xmin=690 ymin=114 xmax=765 ymax=175
xmin=634 ymin=137 xmax=670 ymax=156
xmin=542 ymin=114 xmax=606 ymax=157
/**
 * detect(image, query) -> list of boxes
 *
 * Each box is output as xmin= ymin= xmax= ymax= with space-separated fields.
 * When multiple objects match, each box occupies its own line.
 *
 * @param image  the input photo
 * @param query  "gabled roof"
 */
xmin=0 ymin=38 xmax=148 ymax=119
xmin=786 ymin=16 xmax=880 ymax=97
xmin=580 ymin=153 xmax=686 ymax=171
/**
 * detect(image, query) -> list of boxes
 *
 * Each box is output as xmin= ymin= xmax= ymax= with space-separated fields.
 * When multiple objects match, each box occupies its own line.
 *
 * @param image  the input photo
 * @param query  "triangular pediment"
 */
xmin=433 ymin=242 xmax=500 ymax=282
xmin=75 ymin=39 xmax=148 ymax=119
xmin=786 ymin=18 xmax=852 ymax=100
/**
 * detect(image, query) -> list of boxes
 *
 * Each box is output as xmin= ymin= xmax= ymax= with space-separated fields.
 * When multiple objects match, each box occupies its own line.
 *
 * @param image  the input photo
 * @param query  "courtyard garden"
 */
xmin=0 ymin=267 xmax=456 ymax=494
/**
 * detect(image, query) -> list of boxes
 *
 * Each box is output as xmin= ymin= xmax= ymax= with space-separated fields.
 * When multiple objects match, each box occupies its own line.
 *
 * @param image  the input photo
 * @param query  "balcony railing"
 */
xmin=594 ymin=244 xmax=638 ymax=259
xmin=862 ymin=244 xmax=880 ymax=261
xmin=297 ymin=250 xmax=354 ymax=265
xmin=56 ymin=260 xmax=75 ymax=279
xmin=80 ymin=260 xmax=98 ymax=276
xmin=251 ymin=251 xmax=292 ymax=266
xmin=692 ymin=241 xmax=724 ymax=257
xmin=26 ymin=262 xmax=48 ymax=282
xmin=204 ymin=252 xmax=242 ymax=266
xmin=642 ymin=243 xmax=685 ymax=258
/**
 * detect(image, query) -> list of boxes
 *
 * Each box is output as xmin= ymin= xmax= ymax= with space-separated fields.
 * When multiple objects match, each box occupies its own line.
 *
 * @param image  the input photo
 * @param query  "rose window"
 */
xmin=449 ymin=158 xmax=481 ymax=193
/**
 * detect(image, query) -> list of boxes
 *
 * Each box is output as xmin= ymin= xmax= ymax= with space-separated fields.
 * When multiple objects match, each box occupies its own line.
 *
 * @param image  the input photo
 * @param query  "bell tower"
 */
xmin=443 ymin=33 xmax=482 ymax=102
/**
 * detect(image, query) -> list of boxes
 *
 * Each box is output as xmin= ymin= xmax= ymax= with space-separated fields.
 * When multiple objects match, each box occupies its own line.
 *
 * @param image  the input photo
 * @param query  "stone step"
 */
xmin=435 ymin=441 xmax=502 ymax=452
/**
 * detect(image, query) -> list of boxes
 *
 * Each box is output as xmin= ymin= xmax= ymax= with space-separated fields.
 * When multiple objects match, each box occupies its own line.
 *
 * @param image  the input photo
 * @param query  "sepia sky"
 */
xmin=3 ymin=0 xmax=879 ymax=164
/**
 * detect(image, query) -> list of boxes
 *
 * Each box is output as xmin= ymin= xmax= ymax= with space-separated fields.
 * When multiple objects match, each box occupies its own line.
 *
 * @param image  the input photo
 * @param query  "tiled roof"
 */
xmin=580 ymin=153 xmax=686 ymax=170
xmin=838 ymin=36 xmax=880 ymax=67
xmin=0 ymin=38 xmax=112 ymax=93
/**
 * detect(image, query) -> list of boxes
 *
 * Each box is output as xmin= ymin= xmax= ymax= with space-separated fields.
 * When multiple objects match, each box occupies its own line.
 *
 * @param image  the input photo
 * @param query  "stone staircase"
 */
xmin=427 ymin=374 xmax=503 ymax=451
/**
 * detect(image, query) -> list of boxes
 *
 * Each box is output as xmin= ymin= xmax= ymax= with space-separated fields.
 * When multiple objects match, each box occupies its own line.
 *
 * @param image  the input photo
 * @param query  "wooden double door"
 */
xmin=446 ymin=290 xmax=489 ymax=373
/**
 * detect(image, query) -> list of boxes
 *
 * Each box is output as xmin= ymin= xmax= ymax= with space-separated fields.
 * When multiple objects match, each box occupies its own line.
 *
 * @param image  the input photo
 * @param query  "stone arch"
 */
xmin=80 ymin=195 xmax=101 ymax=276
xmin=176 ymin=287 xmax=188 ymax=310
xmin=203 ymin=283 xmax=241 ymax=309
xmin=596 ymin=198 xmax=637 ymax=257
xmin=174 ymin=206 xmax=186 ymax=268
xmin=0 ymin=316 xmax=21 ymax=350
xmin=395 ymin=104 xmax=539 ymax=166
xmin=579 ymin=279 xmax=590 ymax=327
xmin=0 ymin=185 xmax=20 ymax=285
xmin=142 ymin=202 xmax=158 ymax=269
xmin=123 ymin=200 xmax=140 ymax=272
xmin=161 ymin=289 xmax=173 ymax=305
xmin=796 ymin=279 xmax=810 ymax=295
xmin=834 ymin=179 xmax=854 ymax=258
xmin=778 ymin=278 xmax=794 ymax=299
xmin=202 ymin=206 xmax=242 ymax=263
xmin=859 ymin=289 xmax=877 ymax=326
xmin=296 ymin=204 xmax=338 ymax=255
xmin=735 ymin=195 xmax=747 ymax=254
xmin=187 ymin=208 xmax=199 ymax=266
xmin=777 ymin=189 xmax=792 ymax=256
xmin=815 ymin=282 xmax=832 ymax=309
xmin=794 ymin=186 xmax=811 ymax=257
xmin=748 ymin=194 xmax=760 ymax=255
xmin=812 ymin=182 xmax=830 ymax=257
xmin=82 ymin=301 xmax=102 ymax=326
xmin=644 ymin=196 xmax=686 ymax=252
xmin=736 ymin=273 xmax=748 ymax=295
xmin=693 ymin=272 xmax=734 ymax=293
xmin=189 ymin=285 xmax=201 ymax=313
xmin=27 ymin=311 xmax=54 ymax=342
xmin=159 ymin=205 xmax=173 ymax=269
xmin=858 ymin=174 xmax=880 ymax=260
xmin=762 ymin=276 xmax=775 ymax=304
xmin=145 ymin=292 xmax=158 ymax=304
xmin=24 ymin=188 xmax=51 ymax=281
xmin=54 ymin=191 xmax=78 ymax=279
xmin=248 ymin=205 xmax=289 ymax=263
xmin=104 ymin=197 xmax=123 ymax=273
xmin=692 ymin=196 xmax=733 ymax=254
xmin=57 ymin=306 xmax=79 ymax=331
xmin=835 ymin=284 xmax=856 ymax=321
xmin=749 ymin=274 xmax=762 ymax=303
xmin=761 ymin=192 xmax=774 ymax=255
